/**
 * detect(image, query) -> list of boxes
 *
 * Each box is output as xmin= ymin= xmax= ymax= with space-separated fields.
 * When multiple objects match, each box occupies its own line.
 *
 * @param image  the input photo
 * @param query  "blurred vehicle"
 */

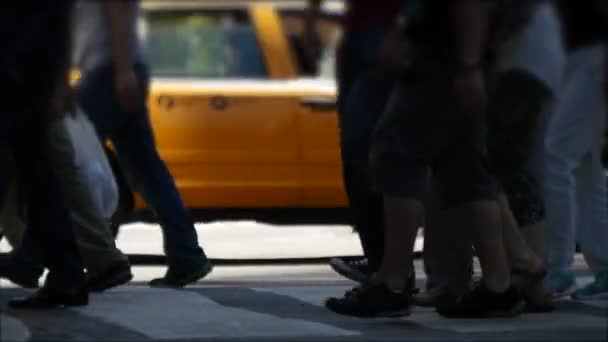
xmin=104 ymin=0 xmax=347 ymax=229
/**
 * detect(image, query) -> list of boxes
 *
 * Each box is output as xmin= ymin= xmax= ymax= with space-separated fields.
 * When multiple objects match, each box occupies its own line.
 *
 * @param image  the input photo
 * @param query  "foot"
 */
xmin=325 ymin=282 xmax=412 ymax=318
xmin=329 ymin=257 xmax=418 ymax=294
xmin=8 ymin=286 xmax=88 ymax=309
xmin=573 ymin=272 xmax=608 ymax=300
xmin=413 ymin=286 xmax=462 ymax=308
xmin=512 ymin=267 xmax=555 ymax=313
xmin=436 ymin=282 xmax=524 ymax=318
xmin=150 ymin=259 xmax=213 ymax=288
xmin=546 ymin=269 xmax=577 ymax=299
xmin=522 ymin=282 xmax=556 ymax=313
xmin=0 ymin=254 xmax=42 ymax=289
xmin=329 ymin=257 xmax=370 ymax=283
xmin=87 ymin=260 xmax=133 ymax=292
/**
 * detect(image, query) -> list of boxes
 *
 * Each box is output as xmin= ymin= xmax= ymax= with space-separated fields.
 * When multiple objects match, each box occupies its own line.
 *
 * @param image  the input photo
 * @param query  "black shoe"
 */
xmin=8 ymin=286 xmax=88 ymax=309
xmin=325 ymin=282 xmax=412 ymax=318
xmin=87 ymin=261 xmax=133 ymax=293
xmin=150 ymin=259 xmax=213 ymax=288
xmin=436 ymin=282 xmax=525 ymax=318
xmin=0 ymin=255 xmax=41 ymax=289
xmin=329 ymin=257 xmax=370 ymax=283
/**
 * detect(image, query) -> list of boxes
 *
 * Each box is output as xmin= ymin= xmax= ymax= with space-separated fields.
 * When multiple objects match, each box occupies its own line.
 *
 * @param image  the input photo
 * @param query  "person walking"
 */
xmin=1 ymin=0 xmax=88 ymax=309
xmin=544 ymin=0 xmax=608 ymax=300
xmin=73 ymin=0 xmax=212 ymax=287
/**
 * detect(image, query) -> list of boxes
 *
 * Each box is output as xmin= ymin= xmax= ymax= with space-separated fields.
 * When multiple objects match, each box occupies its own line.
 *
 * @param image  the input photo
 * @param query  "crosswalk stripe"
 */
xmin=74 ymin=287 xmax=359 ymax=340
xmin=0 ymin=316 xmax=30 ymax=342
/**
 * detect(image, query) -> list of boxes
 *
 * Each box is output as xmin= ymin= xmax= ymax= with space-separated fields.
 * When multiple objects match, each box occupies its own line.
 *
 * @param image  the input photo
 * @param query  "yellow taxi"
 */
xmin=114 ymin=0 xmax=347 ymax=218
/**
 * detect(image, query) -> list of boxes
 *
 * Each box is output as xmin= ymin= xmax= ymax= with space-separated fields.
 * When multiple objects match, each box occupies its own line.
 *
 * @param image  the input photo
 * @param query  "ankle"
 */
xmin=372 ymin=273 xmax=408 ymax=293
xmin=484 ymin=277 xmax=511 ymax=293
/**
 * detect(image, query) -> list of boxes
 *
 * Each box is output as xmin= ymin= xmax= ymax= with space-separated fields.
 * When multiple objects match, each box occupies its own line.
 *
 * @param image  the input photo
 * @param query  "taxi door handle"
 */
xmin=300 ymin=96 xmax=337 ymax=112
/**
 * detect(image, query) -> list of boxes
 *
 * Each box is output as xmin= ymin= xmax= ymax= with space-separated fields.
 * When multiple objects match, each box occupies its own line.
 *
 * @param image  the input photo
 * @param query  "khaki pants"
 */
xmin=0 ymin=119 xmax=128 ymax=275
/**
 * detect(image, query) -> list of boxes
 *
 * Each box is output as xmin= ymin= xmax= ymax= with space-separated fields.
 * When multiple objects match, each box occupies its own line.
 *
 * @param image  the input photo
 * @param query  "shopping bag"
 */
xmin=63 ymin=109 xmax=118 ymax=219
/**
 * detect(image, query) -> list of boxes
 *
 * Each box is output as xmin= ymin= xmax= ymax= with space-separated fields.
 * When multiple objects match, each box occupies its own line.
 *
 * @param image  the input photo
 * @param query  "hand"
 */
xmin=378 ymin=28 xmax=415 ymax=78
xmin=115 ymin=66 xmax=140 ymax=112
xmin=302 ymin=22 xmax=322 ymax=72
xmin=453 ymin=67 xmax=487 ymax=115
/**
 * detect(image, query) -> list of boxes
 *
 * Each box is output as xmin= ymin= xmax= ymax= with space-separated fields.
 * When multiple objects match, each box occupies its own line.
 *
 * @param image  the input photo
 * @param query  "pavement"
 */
xmin=0 ymin=222 xmax=606 ymax=342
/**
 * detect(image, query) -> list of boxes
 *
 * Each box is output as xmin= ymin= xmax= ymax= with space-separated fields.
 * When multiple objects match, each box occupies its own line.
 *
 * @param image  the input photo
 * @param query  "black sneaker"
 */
xmin=150 ymin=259 xmax=213 ymax=288
xmin=329 ymin=257 xmax=370 ymax=283
xmin=87 ymin=261 xmax=133 ymax=293
xmin=325 ymin=282 xmax=412 ymax=318
xmin=436 ymin=282 xmax=525 ymax=318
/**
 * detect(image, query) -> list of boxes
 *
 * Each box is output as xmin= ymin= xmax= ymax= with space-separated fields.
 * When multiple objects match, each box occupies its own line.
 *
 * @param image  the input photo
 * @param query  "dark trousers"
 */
xmin=1 ymin=86 xmax=84 ymax=290
xmin=337 ymin=24 xmax=394 ymax=271
xmin=77 ymin=62 xmax=206 ymax=273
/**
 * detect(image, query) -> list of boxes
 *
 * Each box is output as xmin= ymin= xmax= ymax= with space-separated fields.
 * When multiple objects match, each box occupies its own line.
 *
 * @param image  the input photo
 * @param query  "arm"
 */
xmin=106 ymin=1 xmax=136 ymax=73
xmin=451 ymin=0 xmax=489 ymax=68
xmin=105 ymin=1 xmax=140 ymax=111
xmin=302 ymin=0 xmax=324 ymax=73
xmin=451 ymin=0 xmax=490 ymax=115
xmin=51 ymin=2 xmax=76 ymax=116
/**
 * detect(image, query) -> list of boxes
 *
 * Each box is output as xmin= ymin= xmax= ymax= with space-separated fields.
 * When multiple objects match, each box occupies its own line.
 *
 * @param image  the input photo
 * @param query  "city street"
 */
xmin=1 ymin=222 xmax=606 ymax=342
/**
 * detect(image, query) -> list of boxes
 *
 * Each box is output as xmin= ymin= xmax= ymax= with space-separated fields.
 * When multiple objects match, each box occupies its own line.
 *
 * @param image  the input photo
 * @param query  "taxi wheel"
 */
xmin=104 ymin=147 xmax=134 ymax=239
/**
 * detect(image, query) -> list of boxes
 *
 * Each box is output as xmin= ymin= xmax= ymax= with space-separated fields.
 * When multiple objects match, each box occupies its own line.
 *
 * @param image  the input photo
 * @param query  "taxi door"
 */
xmin=143 ymin=6 xmax=301 ymax=208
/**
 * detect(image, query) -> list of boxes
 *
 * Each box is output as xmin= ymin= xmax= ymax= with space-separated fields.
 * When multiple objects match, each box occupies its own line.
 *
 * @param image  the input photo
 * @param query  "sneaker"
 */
xmin=329 ymin=257 xmax=418 ymax=295
xmin=573 ymin=272 xmax=608 ymax=300
xmin=436 ymin=282 xmax=524 ymax=318
xmin=546 ymin=269 xmax=577 ymax=299
xmin=325 ymin=282 xmax=412 ymax=318
xmin=87 ymin=261 xmax=133 ymax=293
xmin=329 ymin=257 xmax=370 ymax=283
xmin=150 ymin=259 xmax=213 ymax=288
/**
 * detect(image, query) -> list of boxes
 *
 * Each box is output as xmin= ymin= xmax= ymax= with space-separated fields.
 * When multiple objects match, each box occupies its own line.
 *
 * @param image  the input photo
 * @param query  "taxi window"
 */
xmin=280 ymin=10 xmax=342 ymax=79
xmin=141 ymin=10 xmax=268 ymax=79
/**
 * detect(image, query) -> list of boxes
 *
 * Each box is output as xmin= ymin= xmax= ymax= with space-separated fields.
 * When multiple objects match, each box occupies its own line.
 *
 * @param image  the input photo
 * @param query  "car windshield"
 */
xmin=140 ymin=11 xmax=268 ymax=79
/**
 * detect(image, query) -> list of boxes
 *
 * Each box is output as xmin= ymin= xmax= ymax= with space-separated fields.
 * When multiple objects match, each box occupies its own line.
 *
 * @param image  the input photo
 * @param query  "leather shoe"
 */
xmin=8 ymin=286 xmax=88 ymax=309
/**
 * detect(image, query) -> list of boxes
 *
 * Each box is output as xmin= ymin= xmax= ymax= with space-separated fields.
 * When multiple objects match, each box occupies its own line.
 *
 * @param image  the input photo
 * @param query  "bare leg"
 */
xmin=521 ymin=221 xmax=546 ymax=259
xmin=498 ymin=194 xmax=544 ymax=273
xmin=454 ymin=201 xmax=511 ymax=292
xmin=375 ymin=197 xmax=424 ymax=291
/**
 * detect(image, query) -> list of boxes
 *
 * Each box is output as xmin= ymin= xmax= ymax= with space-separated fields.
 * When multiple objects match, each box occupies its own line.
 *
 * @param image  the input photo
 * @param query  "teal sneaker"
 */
xmin=572 ymin=272 xmax=608 ymax=300
xmin=546 ymin=269 xmax=577 ymax=299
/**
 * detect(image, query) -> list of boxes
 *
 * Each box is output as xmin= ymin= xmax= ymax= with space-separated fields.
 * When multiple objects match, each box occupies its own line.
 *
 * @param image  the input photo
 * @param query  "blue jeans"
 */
xmin=77 ymin=63 xmax=206 ymax=271
xmin=337 ymin=24 xmax=394 ymax=271
xmin=544 ymin=45 xmax=608 ymax=276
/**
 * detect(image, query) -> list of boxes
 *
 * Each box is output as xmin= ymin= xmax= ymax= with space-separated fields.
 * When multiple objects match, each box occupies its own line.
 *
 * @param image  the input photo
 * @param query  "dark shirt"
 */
xmin=556 ymin=0 xmax=608 ymax=51
xmin=0 ymin=1 xmax=73 ymax=127
xmin=344 ymin=0 xmax=403 ymax=31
